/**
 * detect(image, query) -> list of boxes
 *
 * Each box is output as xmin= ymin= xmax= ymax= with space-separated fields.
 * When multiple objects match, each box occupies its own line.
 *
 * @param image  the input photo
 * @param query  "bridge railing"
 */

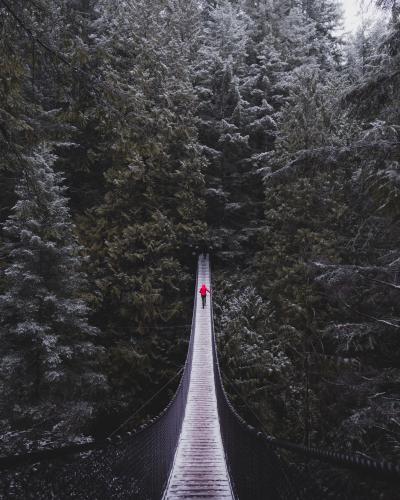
xmin=0 ymin=263 xmax=200 ymax=500
xmin=209 ymin=261 xmax=400 ymax=500
xmin=209 ymin=275 xmax=302 ymax=500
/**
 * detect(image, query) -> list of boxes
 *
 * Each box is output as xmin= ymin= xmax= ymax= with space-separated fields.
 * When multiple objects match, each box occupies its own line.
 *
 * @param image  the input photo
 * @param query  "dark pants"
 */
xmin=201 ymin=295 xmax=206 ymax=308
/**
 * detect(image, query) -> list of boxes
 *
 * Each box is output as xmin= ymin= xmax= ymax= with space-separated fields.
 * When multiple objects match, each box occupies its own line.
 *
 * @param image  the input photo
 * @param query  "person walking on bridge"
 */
xmin=199 ymin=283 xmax=210 ymax=309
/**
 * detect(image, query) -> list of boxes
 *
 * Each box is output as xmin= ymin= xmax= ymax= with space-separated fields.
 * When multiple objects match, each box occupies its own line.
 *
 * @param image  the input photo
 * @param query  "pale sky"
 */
xmin=341 ymin=0 xmax=384 ymax=33
xmin=342 ymin=0 xmax=361 ymax=32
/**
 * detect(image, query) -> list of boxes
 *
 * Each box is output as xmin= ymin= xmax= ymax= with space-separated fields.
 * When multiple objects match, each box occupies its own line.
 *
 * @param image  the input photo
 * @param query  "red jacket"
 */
xmin=199 ymin=284 xmax=210 ymax=297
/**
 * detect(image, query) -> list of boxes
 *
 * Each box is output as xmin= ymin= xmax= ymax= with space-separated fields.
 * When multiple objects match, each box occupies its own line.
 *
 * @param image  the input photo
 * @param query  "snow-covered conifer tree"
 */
xmin=0 ymin=145 xmax=106 ymax=445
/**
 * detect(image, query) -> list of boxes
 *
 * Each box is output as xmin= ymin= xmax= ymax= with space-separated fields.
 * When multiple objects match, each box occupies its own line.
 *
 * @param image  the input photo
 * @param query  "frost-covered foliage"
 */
xmin=1 ymin=1 xmax=400 ymax=495
xmin=193 ymin=0 xmax=279 ymax=261
xmin=215 ymin=284 xmax=305 ymax=438
xmin=1 ymin=0 xmax=207 ymax=450
xmin=77 ymin=0 xmax=207 ymax=406
xmin=0 ymin=146 xmax=106 ymax=451
xmin=252 ymin=0 xmax=400 ymax=483
xmin=210 ymin=1 xmax=400 ymax=495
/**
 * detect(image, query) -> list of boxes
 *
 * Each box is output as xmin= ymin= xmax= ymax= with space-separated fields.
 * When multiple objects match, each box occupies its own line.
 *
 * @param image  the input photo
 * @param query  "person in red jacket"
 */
xmin=199 ymin=283 xmax=210 ymax=309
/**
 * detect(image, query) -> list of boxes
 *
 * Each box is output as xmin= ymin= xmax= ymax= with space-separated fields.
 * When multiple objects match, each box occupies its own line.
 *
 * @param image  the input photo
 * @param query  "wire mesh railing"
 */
xmin=208 ymin=259 xmax=400 ymax=500
xmin=0 ymin=264 xmax=199 ymax=500
xmin=209 ymin=276 xmax=302 ymax=500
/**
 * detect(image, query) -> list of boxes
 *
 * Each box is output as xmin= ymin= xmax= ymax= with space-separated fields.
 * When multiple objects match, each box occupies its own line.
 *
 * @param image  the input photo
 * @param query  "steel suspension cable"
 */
xmin=221 ymin=369 xmax=400 ymax=482
xmin=0 ymin=264 xmax=200 ymax=499
xmin=209 ymin=261 xmax=400 ymax=499
xmin=107 ymin=367 xmax=183 ymax=439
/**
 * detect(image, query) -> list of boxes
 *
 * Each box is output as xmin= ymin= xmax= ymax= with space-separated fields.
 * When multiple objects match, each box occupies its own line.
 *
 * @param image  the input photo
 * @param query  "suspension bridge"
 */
xmin=0 ymin=256 xmax=399 ymax=499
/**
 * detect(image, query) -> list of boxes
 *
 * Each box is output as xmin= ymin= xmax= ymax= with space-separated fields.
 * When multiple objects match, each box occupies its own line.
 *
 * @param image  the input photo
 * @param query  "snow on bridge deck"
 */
xmin=163 ymin=256 xmax=234 ymax=500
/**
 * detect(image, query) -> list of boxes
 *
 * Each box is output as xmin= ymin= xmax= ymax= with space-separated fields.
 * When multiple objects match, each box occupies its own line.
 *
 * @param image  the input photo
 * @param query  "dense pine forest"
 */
xmin=1 ymin=0 xmax=400 ymax=496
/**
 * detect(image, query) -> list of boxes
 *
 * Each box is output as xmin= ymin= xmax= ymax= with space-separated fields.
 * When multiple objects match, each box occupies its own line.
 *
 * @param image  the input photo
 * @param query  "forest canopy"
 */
xmin=0 ymin=0 xmax=399 ymax=496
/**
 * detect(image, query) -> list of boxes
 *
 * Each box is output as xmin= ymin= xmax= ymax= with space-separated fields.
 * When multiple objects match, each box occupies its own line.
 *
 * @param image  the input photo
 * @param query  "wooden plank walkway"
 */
xmin=163 ymin=256 xmax=234 ymax=500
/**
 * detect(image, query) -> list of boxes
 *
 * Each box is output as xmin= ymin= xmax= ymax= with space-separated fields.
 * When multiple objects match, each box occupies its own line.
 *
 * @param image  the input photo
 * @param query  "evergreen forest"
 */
xmin=1 ymin=0 xmax=400 ymax=497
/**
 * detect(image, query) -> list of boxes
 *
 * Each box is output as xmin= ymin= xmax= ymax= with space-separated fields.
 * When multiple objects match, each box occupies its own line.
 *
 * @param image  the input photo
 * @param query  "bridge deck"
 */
xmin=163 ymin=256 xmax=234 ymax=500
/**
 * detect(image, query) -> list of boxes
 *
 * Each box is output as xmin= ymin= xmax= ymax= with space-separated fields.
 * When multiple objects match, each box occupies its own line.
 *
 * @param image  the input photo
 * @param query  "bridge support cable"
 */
xmin=0 ymin=262 xmax=200 ymax=499
xmin=209 ymin=265 xmax=301 ymax=500
xmin=209 ymin=262 xmax=400 ymax=498
xmin=220 ymin=370 xmax=400 ymax=484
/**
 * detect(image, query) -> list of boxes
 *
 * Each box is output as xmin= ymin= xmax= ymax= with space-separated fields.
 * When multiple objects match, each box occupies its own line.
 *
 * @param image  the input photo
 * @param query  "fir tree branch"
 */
xmin=340 ymin=299 xmax=400 ymax=329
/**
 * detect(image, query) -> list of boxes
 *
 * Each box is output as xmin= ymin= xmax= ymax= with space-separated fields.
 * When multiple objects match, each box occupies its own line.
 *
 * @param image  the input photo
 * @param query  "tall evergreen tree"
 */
xmin=77 ymin=0 xmax=207 ymax=411
xmin=194 ymin=1 xmax=279 ymax=260
xmin=0 ymin=146 xmax=106 ymax=450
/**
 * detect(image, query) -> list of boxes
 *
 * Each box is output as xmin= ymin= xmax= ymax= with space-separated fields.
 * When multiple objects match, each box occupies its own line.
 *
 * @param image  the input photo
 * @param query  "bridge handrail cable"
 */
xmin=208 ymin=260 xmax=400 ymax=499
xmin=0 ymin=262 xmax=200 ymax=499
